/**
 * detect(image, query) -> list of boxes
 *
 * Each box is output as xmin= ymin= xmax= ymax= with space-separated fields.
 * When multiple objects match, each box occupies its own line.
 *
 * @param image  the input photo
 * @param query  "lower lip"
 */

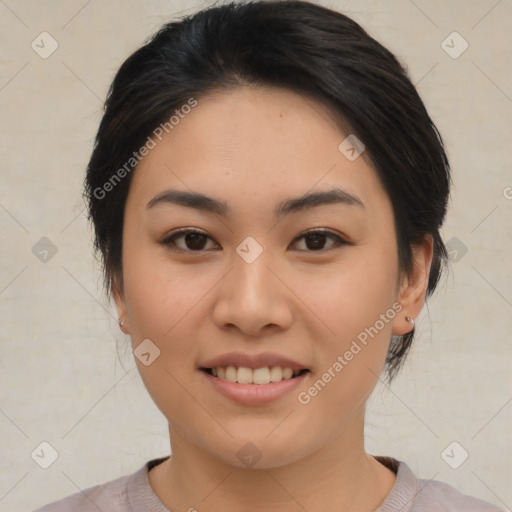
xmin=200 ymin=370 xmax=310 ymax=405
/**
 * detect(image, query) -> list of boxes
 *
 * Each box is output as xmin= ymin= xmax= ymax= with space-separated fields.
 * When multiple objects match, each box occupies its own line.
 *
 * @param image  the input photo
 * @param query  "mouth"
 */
xmin=200 ymin=366 xmax=310 ymax=385
xmin=200 ymin=364 xmax=311 ymax=405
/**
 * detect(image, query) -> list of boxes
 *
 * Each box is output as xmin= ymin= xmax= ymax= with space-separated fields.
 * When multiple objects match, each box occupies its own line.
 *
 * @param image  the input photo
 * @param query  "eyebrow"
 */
xmin=146 ymin=187 xmax=365 ymax=218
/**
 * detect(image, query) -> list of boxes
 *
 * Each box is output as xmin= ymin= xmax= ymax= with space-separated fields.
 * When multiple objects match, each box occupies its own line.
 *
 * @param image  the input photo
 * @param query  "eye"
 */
xmin=161 ymin=229 xmax=220 ymax=252
xmin=290 ymin=229 xmax=348 ymax=252
xmin=161 ymin=228 xmax=348 ymax=253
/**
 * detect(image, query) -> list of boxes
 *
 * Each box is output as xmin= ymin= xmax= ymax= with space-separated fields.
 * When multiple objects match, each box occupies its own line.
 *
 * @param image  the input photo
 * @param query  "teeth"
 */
xmin=269 ymin=366 xmax=283 ymax=382
xmin=210 ymin=365 xmax=304 ymax=385
xmin=225 ymin=365 xmax=237 ymax=382
xmin=282 ymin=367 xmax=293 ymax=379
xmin=253 ymin=367 xmax=270 ymax=385
xmin=237 ymin=366 xmax=253 ymax=384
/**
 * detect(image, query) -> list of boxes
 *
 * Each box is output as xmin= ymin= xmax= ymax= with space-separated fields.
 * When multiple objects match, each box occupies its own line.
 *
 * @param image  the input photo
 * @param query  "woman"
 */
xmin=34 ymin=1 xmax=504 ymax=510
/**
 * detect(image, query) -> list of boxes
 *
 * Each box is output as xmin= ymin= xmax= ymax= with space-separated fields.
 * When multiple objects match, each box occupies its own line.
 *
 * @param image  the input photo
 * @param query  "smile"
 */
xmin=202 ymin=365 xmax=310 ymax=385
xmin=200 ymin=367 xmax=311 ymax=405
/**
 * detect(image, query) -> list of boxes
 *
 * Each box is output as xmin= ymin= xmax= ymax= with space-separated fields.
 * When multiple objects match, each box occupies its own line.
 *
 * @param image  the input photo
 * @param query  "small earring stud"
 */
xmin=405 ymin=316 xmax=415 ymax=327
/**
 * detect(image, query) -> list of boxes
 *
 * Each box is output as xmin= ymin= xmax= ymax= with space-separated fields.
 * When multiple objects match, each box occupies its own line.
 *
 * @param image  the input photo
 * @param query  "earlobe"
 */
xmin=404 ymin=315 xmax=415 ymax=332
xmin=112 ymin=275 xmax=129 ymax=334
xmin=392 ymin=236 xmax=434 ymax=336
xmin=118 ymin=319 xmax=129 ymax=334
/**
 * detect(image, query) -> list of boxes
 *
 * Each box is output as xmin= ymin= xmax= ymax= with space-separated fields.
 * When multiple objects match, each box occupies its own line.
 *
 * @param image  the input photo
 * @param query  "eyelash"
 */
xmin=160 ymin=228 xmax=349 ymax=253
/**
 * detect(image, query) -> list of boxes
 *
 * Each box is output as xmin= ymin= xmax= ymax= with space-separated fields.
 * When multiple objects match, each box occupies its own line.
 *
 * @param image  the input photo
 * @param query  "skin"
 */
xmin=113 ymin=86 xmax=433 ymax=512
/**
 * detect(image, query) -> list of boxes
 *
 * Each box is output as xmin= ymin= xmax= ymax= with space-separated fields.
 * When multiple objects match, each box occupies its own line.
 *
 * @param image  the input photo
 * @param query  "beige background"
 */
xmin=1 ymin=1 xmax=511 ymax=511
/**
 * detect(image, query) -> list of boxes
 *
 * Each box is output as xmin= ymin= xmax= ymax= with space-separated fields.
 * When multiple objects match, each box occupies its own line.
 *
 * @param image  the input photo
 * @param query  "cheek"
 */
xmin=122 ymin=242 xmax=211 ymax=340
xmin=299 ymin=244 xmax=398 ymax=400
xmin=304 ymin=247 xmax=398 ymax=340
xmin=122 ymin=257 xmax=209 ymax=427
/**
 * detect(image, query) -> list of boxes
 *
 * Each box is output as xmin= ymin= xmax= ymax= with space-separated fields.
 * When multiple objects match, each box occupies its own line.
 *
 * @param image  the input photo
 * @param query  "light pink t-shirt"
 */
xmin=33 ymin=455 xmax=505 ymax=511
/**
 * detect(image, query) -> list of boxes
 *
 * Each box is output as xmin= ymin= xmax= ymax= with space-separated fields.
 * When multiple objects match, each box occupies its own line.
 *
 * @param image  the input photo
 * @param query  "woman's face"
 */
xmin=114 ymin=86 xmax=430 ymax=468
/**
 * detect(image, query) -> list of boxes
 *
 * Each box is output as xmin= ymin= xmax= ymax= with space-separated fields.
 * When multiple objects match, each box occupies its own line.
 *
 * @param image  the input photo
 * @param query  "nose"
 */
xmin=212 ymin=245 xmax=293 ymax=337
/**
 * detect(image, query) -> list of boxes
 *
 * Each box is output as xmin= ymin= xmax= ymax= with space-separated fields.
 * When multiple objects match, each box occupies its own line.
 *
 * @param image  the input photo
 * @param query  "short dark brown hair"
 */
xmin=84 ymin=0 xmax=451 ymax=382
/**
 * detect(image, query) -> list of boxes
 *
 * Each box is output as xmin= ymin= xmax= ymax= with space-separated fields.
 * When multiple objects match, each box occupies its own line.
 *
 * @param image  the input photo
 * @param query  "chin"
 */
xmin=200 ymin=429 xmax=315 ymax=470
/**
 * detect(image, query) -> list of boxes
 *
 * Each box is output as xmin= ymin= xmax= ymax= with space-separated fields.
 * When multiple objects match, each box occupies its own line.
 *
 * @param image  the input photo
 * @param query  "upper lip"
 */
xmin=200 ymin=351 xmax=310 ymax=371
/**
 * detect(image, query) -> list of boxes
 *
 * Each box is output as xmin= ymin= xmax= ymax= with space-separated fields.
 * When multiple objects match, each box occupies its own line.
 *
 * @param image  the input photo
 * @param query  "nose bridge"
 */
xmin=213 ymin=235 xmax=292 ymax=334
xmin=232 ymin=236 xmax=275 ymax=303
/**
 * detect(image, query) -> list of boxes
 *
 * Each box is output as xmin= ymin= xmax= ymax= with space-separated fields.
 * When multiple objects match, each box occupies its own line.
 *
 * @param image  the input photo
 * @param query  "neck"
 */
xmin=148 ymin=412 xmax=396 ymax=512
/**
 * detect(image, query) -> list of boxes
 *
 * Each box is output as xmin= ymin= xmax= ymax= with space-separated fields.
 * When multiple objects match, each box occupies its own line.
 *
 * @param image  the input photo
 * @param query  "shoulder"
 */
xmin=375 ymin=456 xmax=505 ymax=512
xmin=32 ymin=464 xmax=146 ymax=512
xmin=412 ymin=476 xmax=505 ymax=512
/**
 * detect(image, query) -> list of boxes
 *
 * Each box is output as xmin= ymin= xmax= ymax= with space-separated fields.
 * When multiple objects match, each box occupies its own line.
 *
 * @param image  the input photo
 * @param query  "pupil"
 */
xmin=306 ymin=234 xmax=326 ymax=250
xmin=186 ymin=233 xmax=207 ymax=250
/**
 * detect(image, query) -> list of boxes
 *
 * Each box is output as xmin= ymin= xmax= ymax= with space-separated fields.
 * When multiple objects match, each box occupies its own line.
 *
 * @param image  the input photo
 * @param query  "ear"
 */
xmin=112 ymin=273 xmax=129 ymax=334
xmin=393 ymin=235 xmax=434 ymax=336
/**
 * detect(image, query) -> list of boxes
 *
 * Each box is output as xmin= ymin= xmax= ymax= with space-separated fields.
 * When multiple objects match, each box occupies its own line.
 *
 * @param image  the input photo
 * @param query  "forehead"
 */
xmin=126 ymin=86 xmax=390 ymax=219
